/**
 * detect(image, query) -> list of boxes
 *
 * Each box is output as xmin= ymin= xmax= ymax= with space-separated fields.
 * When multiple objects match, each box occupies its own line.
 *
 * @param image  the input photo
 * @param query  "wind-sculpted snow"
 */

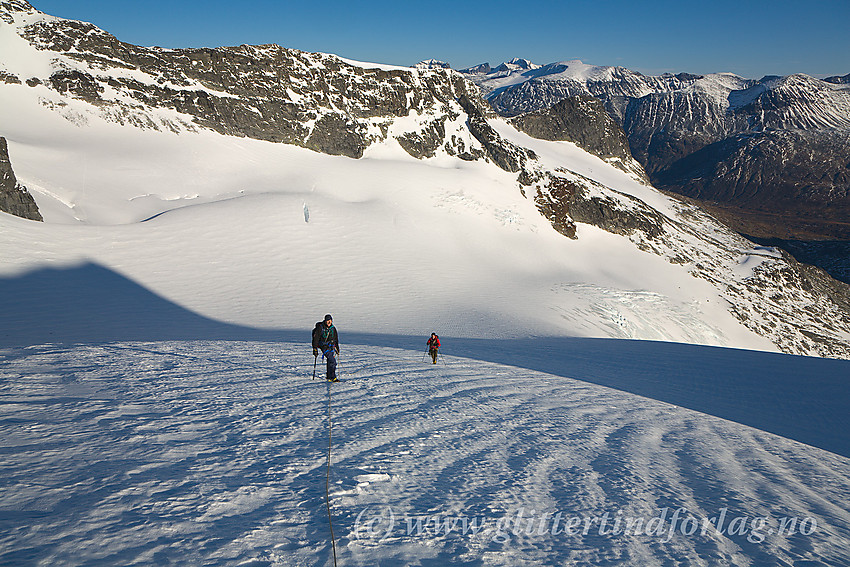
xmin=1 ymin=340 xmax=848 ymax=565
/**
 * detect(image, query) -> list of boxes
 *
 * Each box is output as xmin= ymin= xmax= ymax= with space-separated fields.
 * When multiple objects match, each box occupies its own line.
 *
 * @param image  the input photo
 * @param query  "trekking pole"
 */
xmin=313 ymin=354 xmax=318 ymax=379
xmin=439 ymin=351 xmax=447 ymax=366
xmin=422 ymin=351 xmax=428 ymax=363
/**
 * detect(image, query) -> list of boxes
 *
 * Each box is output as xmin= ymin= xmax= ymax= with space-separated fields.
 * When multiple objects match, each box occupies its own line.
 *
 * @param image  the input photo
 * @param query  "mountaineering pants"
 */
xmin=429 ymin=348 xmax=438 ymax=364
xmin=323 ymin=347 xmax=337 ymax=380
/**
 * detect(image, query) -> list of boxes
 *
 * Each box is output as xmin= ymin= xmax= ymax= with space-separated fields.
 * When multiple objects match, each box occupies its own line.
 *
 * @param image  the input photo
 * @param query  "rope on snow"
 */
xmin=324 ymin=381 xmax=339 ymax=566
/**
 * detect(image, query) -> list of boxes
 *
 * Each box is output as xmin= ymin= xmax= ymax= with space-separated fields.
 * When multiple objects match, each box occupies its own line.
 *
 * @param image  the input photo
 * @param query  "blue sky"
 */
xmin=32 ymin=0 xmax=849 ymax=78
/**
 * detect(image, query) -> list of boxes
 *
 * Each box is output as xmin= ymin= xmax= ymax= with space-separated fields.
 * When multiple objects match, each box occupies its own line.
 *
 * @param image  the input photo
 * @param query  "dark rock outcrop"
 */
xmin=397 ymin=118 xmax=448 ymax=159
xmin=457 ymin=94 xmax=535 ymax=174
xmin=0 ymin=137 xmax=42 ymax=221
xmin=534 ymin=173 xmax=665 ymax=242
xmin=511 ymin=96 xmax=630 ymax=160
xmin=0 ymin=69 xmax=21 ymax=84
xmin=49 ymin=68 xmax=104 ymax=100
xmin=510 ymin=95 xmax=647 ymax=180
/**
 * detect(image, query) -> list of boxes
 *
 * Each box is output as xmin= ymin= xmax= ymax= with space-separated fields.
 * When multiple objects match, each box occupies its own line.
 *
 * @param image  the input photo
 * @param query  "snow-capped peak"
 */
xmin=414 ymin=59 xmax=451 ymax=69
xmin=493 ymin=57 xmax=539 ymax=73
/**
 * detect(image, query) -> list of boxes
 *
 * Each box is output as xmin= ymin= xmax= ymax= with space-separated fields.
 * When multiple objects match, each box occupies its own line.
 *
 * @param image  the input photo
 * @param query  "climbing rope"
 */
xmin=325 ymin=381 xmax=339 ymax=566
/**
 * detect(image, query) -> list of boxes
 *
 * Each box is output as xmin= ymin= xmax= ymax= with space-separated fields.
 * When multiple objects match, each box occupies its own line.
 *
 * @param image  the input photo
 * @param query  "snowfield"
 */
xmin=1 ymin=254 xmax=848 ymax=565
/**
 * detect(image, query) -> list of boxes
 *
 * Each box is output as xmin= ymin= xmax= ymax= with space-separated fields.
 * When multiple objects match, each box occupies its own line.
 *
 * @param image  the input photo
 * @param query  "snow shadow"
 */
xmin=400 ymin=334 xmax=850 ymax=460
xmin=338 ymin=331 xmax=850 ymax=459
xmin=1 ymin=262 xmax=848 ymax=459
xmin=0 ymin=262 xmax=299 ymax=346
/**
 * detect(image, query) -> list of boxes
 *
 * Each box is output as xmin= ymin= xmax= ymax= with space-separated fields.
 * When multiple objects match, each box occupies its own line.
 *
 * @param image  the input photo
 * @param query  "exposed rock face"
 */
xmin=511 ymin=96 xmax=626 ymax=157
xmin=653 ymin=128 xmax=850 ymax=225
xmin=457 ymin=94 xmax=535 ymax=173
xmin=0 ymin=137 xmax=42 ymax=221
xmin=1 ymin=69 xmax=21 ymax=84
xmin=7 ymin=1 xmax=558 ymax=179
xmin=396 ymin=118 xmax=447 ymax=159
xmin=510 ymin=95 xmax=647 ymax=180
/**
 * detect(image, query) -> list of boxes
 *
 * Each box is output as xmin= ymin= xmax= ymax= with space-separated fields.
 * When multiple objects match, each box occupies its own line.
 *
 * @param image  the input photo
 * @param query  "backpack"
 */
xmin=312 ymin=322 xmax=322 ymax=347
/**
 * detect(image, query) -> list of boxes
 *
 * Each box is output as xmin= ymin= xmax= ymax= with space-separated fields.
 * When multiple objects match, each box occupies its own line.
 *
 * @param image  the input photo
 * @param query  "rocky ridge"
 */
xmin=3 ymin=0 xmax=496 ymax=162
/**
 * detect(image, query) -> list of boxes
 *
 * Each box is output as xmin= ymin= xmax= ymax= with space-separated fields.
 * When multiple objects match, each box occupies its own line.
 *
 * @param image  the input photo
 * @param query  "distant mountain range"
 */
xmin=459 ymin=59 xmax=850 ymax=241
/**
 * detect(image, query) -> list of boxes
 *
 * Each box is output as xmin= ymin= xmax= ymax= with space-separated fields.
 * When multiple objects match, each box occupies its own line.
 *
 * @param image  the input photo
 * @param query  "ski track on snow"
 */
xmin=1 ymin=341 xmax=848 ymax=566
